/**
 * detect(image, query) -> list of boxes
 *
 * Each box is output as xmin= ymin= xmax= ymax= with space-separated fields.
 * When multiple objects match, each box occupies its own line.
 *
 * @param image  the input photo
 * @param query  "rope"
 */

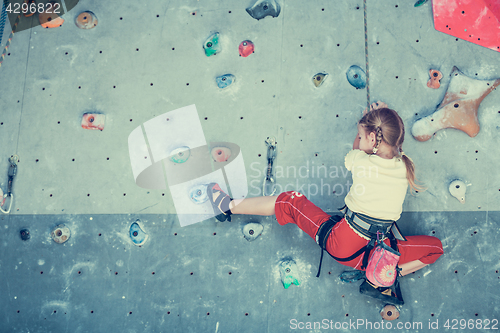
xmin=363 ymin=0 xmax=370 ymax=110
xmin=0 ymin=0 xmax=8 ymax=45
xmin=0 ymin=10 xmax=22 ymax=68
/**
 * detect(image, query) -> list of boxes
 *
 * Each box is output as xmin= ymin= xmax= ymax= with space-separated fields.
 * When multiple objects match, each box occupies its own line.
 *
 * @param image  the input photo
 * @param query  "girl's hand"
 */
xmin=363 ymin=101 xmax=388 ymax=115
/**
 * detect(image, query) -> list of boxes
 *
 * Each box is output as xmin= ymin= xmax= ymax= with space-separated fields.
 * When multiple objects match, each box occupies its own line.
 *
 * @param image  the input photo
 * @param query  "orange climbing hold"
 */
xmin=380 ymin=304 xmax=400 ymax=321
xmin=76 ymin=11 xmax=98 ymax=29
xmin=81 ymin=113 xmax=105 ymax=131
xmin=39 ymin=2 xmax=64 ymax=28
xmin=412 ymin=67 xmax=500 ymax=141
xmin=427 ymin=69 xmax=443 ymax=89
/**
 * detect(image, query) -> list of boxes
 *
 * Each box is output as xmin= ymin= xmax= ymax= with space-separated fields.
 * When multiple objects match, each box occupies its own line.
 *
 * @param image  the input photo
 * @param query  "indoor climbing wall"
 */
xmin=0 ymin=0 xmax=499 ymax=332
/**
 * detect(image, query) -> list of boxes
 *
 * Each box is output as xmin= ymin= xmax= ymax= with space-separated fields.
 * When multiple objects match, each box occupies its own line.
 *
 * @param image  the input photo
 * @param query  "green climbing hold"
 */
xmin=279 ymin=259 xmax=300 ymax=289
xmin=169 ymin=146 xmax=190 ymax=163
xmin=414 ymin=0 xmax=428 ymax=7
xmin=204 ymin=32 xmax=221 ymax=57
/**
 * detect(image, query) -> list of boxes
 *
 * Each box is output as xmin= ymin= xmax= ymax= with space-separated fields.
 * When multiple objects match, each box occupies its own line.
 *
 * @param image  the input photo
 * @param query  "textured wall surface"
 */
xmin=0 ymin=0 xmax=499 ymax=332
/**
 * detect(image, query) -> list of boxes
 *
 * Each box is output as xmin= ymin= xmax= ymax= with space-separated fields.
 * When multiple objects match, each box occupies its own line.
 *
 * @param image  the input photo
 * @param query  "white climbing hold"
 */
xmin=449 ymin=180 xmax=466 ymax=204
xmin=242 ymin=222 xmax=263 ymax=241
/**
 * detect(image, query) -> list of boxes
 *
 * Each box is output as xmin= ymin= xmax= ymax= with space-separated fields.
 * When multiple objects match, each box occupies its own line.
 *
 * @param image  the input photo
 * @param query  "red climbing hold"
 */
xmin=81 ymin=113 xmax=105 ymax=131
xmin=239 ymin=40 xmax=254 ymax=57
xmin=427 ymin=69 xmax=443 ymax=89
xmin=211 ymin=147 xmax=231 ymax=162
xmin=433 ymin=0 xmax=500 ymax=52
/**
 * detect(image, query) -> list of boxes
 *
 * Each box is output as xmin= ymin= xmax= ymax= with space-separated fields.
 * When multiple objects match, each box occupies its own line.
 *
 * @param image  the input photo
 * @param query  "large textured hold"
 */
xmin=412 ymin=67 xmax=500 ymax=141
xmin=246 ymin=0 xmax=281 ymax=20
xmin=433 ymin=0 xmax=500 ymax=52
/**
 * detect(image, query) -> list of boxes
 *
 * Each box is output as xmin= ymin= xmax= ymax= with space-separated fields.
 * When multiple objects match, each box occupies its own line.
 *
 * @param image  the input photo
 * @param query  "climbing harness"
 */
xmin=314 ymin=205 xmax=405 ymax=304
xmin=262 ymin=136 xmax=277 ymax=196
xmin=1 ymin=155 xmax=18 ymax=214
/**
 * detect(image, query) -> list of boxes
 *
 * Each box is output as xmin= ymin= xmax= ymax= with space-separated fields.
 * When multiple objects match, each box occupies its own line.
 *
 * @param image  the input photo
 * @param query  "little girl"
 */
xmin=207 ymin=102 xmax=443 ymax=305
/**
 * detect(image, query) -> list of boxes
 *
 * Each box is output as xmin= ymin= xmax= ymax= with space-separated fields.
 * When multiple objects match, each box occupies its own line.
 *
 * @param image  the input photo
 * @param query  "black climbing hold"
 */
xmin=246 ymin=0 xmax=281 ymax=20
xmin=20 ymin=229 xmax=30 ymax=241
xmin=242 ymin=222 xmax=263 ymax=241
xmin=346 ymin=65 xmax=367 ymax=89
xmin=312 ymin=73 xmax=328 ymax=87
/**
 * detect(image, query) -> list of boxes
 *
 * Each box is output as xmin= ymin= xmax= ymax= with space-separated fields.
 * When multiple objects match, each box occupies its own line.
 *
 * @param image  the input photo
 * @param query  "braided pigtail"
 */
xmin=359 ymin=108 xmax=426 ymax=194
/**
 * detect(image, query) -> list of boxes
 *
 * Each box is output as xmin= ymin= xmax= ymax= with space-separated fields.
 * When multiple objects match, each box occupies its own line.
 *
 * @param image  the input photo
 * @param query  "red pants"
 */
xmin=275 ymin=191 xmax=444 ymax=270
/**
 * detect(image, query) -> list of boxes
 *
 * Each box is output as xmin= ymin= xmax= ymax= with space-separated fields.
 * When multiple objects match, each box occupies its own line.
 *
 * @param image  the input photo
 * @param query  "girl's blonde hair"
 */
xmin=358 ymin=108 xmax=425 ymax=193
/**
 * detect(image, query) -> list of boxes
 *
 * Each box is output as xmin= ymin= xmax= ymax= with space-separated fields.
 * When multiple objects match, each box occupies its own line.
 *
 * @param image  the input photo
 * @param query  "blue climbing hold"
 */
xmin=204 ymin=32 xmax=221 ymax=57
xmin=189 ymin=184 xmax=208 ymax=204
xmin=130 ymin=220 xmax=148 ymax=246
xmin=346 ymin=65 xmax=367 ymax=89
xmin=216 ymin=74 xmax=235 ymax=89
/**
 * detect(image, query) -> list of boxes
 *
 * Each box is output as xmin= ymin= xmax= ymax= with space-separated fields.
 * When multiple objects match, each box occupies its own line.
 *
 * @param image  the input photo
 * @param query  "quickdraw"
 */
xmin=1 ymin=155 xmax=18 ymax=214
xmin=262 ymin=136 xmax=277 ymax=196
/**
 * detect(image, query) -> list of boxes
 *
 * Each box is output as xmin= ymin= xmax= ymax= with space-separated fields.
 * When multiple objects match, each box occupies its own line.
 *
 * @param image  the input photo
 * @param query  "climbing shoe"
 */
xmin=339 ymin=270 xmax=366 ymax=283
xmin=207 ymin=183 xmax=232 ymax=222
xmin=359 ymin=280 xmax=404 ymax=305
